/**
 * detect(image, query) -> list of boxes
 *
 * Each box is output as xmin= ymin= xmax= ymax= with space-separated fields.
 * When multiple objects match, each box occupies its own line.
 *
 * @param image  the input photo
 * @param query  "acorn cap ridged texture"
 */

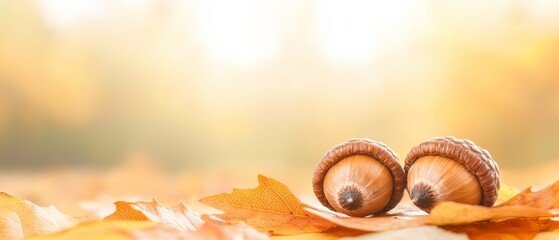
xmin=313 ymin=139 xmax=405 ymax=216
xmin=404 ymin=136 xmax=500 ymax=210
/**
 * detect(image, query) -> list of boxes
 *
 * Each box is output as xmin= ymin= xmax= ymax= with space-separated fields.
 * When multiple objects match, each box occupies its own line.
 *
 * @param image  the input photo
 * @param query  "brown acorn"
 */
xmin=312 ymin=139 xmax=406 ymax=217
xmin=404 ymin=136 xmax=500 ymax=212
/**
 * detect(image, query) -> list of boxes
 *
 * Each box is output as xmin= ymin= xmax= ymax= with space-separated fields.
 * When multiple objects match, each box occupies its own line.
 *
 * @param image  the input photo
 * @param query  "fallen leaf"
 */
xmin=173 ymin=222 xmax=269 ymax=240
xmin=340 ymin=226 xmax=468 ymax=240
xmin=495 ymin=182 xmax=521 ymax=205
xmin=270 ymin=226 xmax=366 ymax=240
xmin=466 ymin=232 xmax=535 ymax=240
xmin=305 ymin=207 xmax=429 ymax=232
xmin=27 ymin=219 xmax=268 ymax=240
xmin=443 ymin=218 xmax=559 ymax=240
xmin=200 ymin=175 xmax=336 ymax=235
xmin=0 ymin=192 xmax=77 ymax=240
xmin=104 ymin=199 xmax=204 ymax=231
xmin=25 ymin=221 xmax=155 ymax=240
xmin=498 ymin=181 xmax=559 ymax=209
xmin=380 ymin=205 xmax=428 ymax=217
xmin=270 ymin=233 xmax=339 ymax=240
xmin=430 ymin=181 xmax=559 ymax=226
xmin=117 ymin=221 xmax=271 ymax=240
xmin=429 ymin=201 xmax=555 ymax=225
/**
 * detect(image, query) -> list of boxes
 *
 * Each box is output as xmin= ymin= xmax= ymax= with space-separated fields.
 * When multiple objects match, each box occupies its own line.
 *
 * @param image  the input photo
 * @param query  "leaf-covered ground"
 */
xmin=1 ymin=157 xmax=559 ymax=239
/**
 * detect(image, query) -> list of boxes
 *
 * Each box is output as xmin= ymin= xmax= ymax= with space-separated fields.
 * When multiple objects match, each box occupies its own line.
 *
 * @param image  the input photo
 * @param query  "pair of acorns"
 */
xmin=312 ymin=136 xmax=500 ymax=217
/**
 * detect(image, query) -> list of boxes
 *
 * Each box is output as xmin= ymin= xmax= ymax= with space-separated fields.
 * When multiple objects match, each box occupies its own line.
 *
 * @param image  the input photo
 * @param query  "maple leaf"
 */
xmin=498 ymin=180 xmax=559 ymax=209
xmin=0 ymin=192 xmax=77 ymax=240
xmin=104 ymin=199 xmax=204 ymax=231
xmin=199 ymin=175 xmax=336 ymax=235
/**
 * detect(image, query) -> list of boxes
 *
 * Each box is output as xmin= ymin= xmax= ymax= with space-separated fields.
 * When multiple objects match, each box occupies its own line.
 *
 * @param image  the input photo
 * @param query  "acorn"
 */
xmin=404 ymin=136 xmax=500 ymax=212
xmin=312 ymin=139 xmax=406 ymax=217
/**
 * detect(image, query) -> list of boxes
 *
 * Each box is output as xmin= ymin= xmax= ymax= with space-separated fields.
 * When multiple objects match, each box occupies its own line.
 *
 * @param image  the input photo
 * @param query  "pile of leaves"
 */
xmin=1 ymin=174 xmax=559 ymax=240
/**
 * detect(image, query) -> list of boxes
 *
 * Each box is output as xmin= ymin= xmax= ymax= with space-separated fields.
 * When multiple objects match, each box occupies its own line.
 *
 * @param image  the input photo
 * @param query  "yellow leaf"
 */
xmin=24 ymin=221 xmax=155 ymax=240
xmin=104 ymin=199 xmax=204 ymax=231
xmin=0 ymin=192 xmax=77 ymax=240
xmin=498 ymin=180 xmax=559 ymax=209
xmin=30 ymin=214 xmax=267 ymax=240
xmin=200 ymin=175 xmax=336 ymax=235
xmin=495 ymin=182 xmax=520 ymax=205
xmin=443 ymin=218 xmax=559 ymax=240
xmin=121 ymin=221 xmax=269 ymax=240
xmin=429 ymin=202 xmax=554 ymax=225
xmin=271 ymin=226 xmax=366 ymax=240
xmin=430 ymin=181 xmax=559 ymax=226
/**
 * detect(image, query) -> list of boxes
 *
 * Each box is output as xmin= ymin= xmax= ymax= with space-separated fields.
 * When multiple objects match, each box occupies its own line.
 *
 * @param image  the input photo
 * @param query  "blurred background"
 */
xmin=1 ymin=1 xmax=559 ymax=215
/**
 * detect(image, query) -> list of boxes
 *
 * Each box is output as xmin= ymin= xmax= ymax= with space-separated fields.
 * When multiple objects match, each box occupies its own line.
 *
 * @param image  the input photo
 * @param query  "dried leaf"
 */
xmin=429 ymin=201 xmax=554 ymax=225
xmin=30 ymin=215 xmax=267 ymax=240
xmin=0 ymin=192 xmax=77 ymax=240
xmin=444 ymin=218 xmax=559 ymax=233
xmin=25 ymin=221 xmax=155 ymax=240
xmin=200 ymin=175 xmax=336 ymax=235
xmin=305 ymin=207 xmax=429 ymax=232
xmin=495 ymin=182 xmax=521 ymax=205
xmin=104 ymin=199 xmax=204 ymax=231
xmin=175 ymin=222 xmax=269 ymax=240
xmin=270 ymin=233 xmax=339 ymax=240
xmin=498 ymin=181 xmax=559 ymax=209
xmin=443 ymin=218 xmax=559 ymax=240
xmin=430 ymin=181 xmax=559 ymax=226
xmin=340 ymin=226 xmax=468 ymax=240
xmin=126 ymin=221 xmax=269 ymax=240
xmin=270 ymin=227 xmax=366 ymax=240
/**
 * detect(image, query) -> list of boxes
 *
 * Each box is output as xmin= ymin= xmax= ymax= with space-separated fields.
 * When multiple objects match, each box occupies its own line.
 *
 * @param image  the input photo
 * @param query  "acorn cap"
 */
xmin=313 ymin=138 xmax=406 ymax=214
xmin=404 ymin=136 xmax=500 ymax=207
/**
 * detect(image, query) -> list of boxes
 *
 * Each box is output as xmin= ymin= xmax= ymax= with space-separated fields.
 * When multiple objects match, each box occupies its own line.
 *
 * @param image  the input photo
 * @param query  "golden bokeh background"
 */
xmin=1 ymin=1 xmax=559 ymax=212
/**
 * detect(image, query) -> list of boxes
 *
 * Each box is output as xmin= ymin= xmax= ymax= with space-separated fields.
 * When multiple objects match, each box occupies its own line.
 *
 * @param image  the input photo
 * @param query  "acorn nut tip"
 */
xmin=313 ymin=139 xmax=406 ymax=217
xmin=404 ymin=136 xmax=500 ymax=212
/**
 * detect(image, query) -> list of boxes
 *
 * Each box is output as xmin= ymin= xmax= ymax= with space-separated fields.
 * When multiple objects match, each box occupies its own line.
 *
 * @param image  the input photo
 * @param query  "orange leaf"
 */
xmin=25 ymin=221 xmax=156 ymax=240
xmin=430 ymin=181 xmax=559 ymax=226
xmin=498 ymin=181 xmax=559 ymax=209
xmin=429 ymin=202 xmax=555 ymax=225
xmin=130 ymin=221 xmax=269 ymax=240
xmin=443 ymin=218 xmax=559 ymax=240
xmin=0 ymin=192 xmax=77 ymax=240
xmin=104 ymin=199 xmax=204 ymax=231
xmin=199 ymin=175 xmax=336 ymax=235
xmin=304 ymin=206 xmax=429 ymax=232
xmin=27 ymin=219 xmax=268 ymax=240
